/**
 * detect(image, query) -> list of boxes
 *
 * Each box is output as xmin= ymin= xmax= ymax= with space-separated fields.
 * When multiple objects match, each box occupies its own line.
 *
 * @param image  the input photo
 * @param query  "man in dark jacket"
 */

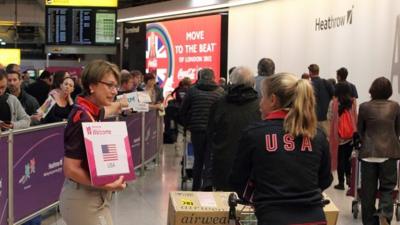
xmin=26 ymin=70 xmax=52 ymax=105
xmin=179 ymin=68 xmax=224 ymax=191
xmin=206 ymin=66 xmax=260 ymax=191
xmin=309 ymin=64 xmax=334 ymax=135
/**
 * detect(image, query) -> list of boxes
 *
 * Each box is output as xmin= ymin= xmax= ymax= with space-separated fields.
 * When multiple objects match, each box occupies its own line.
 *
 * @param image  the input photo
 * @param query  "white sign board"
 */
xmin=82 ymin=121 xmax=135 ymax=185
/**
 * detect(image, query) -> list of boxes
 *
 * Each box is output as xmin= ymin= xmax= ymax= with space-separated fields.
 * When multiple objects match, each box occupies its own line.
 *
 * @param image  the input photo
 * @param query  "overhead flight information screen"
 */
xmin=46 ymin=7 xmax=116 ymax=46
xmin=46 ymin=8 xmax=69 ymax=44
xmin=95 ymin=10 xmax=116 ymax=44
xmin=71 ymin=8 xmax=93 ymax=44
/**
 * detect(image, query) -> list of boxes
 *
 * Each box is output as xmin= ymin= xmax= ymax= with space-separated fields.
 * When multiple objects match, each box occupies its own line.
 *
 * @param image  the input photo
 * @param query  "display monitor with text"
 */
xmin=71 ymin=8 xmax=93 ymax=45
xmin=46 ymin=7 xmax=116 ymax=46
xmin=47 ymin=8 xmax=69 ymax=44
xmin=95 ymin=10 xmax=116 ymax=44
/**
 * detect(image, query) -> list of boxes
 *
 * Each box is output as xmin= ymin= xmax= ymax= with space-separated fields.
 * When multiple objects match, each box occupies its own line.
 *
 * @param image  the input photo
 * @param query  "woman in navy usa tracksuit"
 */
xmin=230 ymin=73 xmax=333 ymax=225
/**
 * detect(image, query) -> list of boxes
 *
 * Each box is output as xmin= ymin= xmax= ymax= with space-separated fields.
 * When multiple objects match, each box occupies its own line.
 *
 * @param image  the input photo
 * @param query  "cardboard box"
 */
xmin=323 ymin=194 xmax=339 ymax=225
xmin=168 ymin=192 xmax=232 ymax=225
xmin=168 ymin=191 xmax=339 ymax=225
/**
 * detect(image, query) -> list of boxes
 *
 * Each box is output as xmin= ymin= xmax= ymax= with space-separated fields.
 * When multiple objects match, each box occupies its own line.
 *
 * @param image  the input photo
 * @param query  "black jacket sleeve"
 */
xmin=229 ymin=130 xmax=253 ymax=198
xmin=318 ymin=132 xmax=333 ymax=191
xmin=179 ymin=88 xmax=192 ymax=127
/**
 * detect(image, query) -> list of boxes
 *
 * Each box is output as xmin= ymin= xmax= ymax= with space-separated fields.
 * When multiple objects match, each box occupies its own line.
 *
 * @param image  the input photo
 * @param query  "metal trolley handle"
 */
xmin=228 ymin=193 xmax=251 ymax=224
xmin=228 ymin=193 xmax=240 ymax=225
xmin=228 ymin=193 xmax=331 ymax=225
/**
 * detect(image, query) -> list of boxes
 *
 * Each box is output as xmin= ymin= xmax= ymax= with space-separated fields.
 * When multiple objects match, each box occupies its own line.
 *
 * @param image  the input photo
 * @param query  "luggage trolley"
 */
xmin=180 ymin=126 xmax=194 ymax=190
xmin=228 ymin=193 xmax=331 ymax=225
xmin=347 ymin=156 xmax=400 ymax=220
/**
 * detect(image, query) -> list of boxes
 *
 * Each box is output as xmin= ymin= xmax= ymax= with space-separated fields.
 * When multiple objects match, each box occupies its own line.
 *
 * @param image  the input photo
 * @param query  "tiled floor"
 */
xmin=42 ymin=144 xmax=399 ymax=225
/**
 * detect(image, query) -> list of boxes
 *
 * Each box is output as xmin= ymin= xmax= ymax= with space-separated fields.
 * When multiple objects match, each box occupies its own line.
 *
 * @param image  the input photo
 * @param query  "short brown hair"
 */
xmin=308 ymin=64 xmax=319 ymax=74
xmin=369 ymin=77 xmax=392 ymax=100
xmin=180 ymin=77 xmax=192 ymax=86
xmin=120 ymin=70 xmax=133 ymax=84
xmin=130 ymin=70 xmax=142 ymax=78
xmin=81 ymin=60 xmax=120 ymax=96
xmin=7 ymin=70 xmax=21 ymax=80
xmin=257 ymin=58 xmax=275 ymax=76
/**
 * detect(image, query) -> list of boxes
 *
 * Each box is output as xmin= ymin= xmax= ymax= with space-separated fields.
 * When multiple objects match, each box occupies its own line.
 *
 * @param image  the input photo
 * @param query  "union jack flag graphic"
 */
xmin=101 ymin=144 xmax=118 ymax=162
xmin=146 ymin=31 xmax=169 ymax=87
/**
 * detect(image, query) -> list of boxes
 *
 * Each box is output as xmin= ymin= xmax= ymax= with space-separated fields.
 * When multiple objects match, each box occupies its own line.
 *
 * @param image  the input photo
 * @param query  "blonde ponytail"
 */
xmin=284 ymin=78 xmax=317 ymax=138
xmin=262 ymin=73 xmax=317 ymax=138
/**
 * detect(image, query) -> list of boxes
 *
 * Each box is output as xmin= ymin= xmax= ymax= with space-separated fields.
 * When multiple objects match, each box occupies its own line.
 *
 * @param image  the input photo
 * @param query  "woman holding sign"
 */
xmin=59 ymin=60 xmax=128 ymax=225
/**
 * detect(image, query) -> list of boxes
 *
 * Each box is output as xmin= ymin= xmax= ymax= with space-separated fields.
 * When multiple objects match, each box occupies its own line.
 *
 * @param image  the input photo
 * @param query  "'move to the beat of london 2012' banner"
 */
xmin=146 ymin=15 xmax=221 ymax=96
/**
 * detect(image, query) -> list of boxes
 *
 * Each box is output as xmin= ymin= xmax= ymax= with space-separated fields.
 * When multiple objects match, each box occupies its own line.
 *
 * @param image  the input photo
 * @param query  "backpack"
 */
xmin=338 ymin=109 xmax=354 ymax=139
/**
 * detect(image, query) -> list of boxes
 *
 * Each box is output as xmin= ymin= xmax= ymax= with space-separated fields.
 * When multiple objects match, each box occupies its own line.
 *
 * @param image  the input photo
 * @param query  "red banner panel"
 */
xmin=146 ymin=15 xmax=221 ymax=96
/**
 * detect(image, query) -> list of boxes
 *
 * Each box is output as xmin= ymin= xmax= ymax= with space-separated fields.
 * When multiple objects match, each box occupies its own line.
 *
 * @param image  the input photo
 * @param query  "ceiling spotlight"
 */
xmin=116 ymin=37 xmax=121 ymax=40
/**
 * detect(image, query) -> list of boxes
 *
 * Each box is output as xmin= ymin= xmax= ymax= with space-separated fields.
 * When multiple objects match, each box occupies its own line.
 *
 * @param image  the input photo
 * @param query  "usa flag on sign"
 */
xmin=101 ymin=144 xmax=118 ymax=162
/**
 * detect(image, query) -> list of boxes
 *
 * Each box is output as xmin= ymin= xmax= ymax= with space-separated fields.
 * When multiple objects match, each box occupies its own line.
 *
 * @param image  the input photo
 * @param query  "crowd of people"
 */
xmin=174 ymin=59 xmax=399 ymax=225
xmin=0 ymin=58 xmax=399 ymax=225
xmin=0 ymin=63 xmax=166 ymax=130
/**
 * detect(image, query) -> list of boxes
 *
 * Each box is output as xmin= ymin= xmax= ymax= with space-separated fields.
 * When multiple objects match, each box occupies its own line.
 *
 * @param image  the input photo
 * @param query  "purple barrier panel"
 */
xmin=144 ymin=111 xmax=158 ymax=161
xmin=0 ymin=137 xmax=8 ymax=225
xmin=13 ymin=125 xmax=65 ymax=222
xmin=123 ymin=113 xmax=142 ymax=168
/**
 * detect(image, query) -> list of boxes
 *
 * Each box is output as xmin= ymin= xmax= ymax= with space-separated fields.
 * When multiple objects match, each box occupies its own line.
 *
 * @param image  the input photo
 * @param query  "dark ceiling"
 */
xmin=118 ymin=0 xmax=171 ymax=9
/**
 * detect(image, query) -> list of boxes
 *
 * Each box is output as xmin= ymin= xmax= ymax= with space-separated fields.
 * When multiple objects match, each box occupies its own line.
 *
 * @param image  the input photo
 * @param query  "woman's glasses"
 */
xmin=99 ymin=80 xmax=119 ymax=90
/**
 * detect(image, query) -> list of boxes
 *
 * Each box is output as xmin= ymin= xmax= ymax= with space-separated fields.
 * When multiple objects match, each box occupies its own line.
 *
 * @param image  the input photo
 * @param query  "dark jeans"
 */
xmin=337 ymin=141 xmax=352 ymax=185
xmin=361 ymin=159 xmax=397 ymax=225
xmin=191 ymin=131 xmax=207 ymax=191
